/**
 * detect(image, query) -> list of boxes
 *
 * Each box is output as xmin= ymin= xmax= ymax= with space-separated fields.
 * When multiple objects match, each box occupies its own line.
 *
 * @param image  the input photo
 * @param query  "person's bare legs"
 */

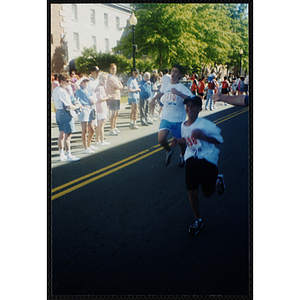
xmin=87 ymin=122 xmax=94 ymax=148
xmin=81 ymin=122 xmax=88 ymax=150
xmin=158 ymin=129 xmax=171 ymax=152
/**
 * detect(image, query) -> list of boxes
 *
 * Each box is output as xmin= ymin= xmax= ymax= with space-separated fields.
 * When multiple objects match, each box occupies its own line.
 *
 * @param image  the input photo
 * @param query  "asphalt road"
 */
xmin=50 ymin=106 xmax=250 ymax=297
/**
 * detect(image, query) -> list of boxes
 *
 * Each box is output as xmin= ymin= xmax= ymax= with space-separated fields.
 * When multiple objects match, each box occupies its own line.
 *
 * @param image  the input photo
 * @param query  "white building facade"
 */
xmin=59 ymin=3 xmax=131 ymax=63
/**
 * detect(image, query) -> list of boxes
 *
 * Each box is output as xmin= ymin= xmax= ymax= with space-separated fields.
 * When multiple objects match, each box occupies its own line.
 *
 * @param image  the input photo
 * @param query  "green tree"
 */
xmin=114 ymin=3 xmax=249 ymax=75
xmin=225 ymin=3 xmax=249 ymax=74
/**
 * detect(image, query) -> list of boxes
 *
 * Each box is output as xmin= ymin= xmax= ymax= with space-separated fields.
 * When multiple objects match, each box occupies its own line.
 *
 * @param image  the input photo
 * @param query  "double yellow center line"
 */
xmin=51 ymin=107 xmax=248 ymax=200
xmin=51 ymin=144 xmax=163 ymax=200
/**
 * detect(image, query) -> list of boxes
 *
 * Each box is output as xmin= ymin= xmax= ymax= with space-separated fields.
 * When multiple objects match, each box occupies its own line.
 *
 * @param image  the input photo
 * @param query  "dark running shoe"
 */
xmin=163 ymin=149 xmax=173 ymax=167
xmin=179 ymin=155 xmax=185 ymax=167
xmin=217 ymin=174 xmax=226 ymax=195
xmin=188 ymin=218 xmax=203 ymax=235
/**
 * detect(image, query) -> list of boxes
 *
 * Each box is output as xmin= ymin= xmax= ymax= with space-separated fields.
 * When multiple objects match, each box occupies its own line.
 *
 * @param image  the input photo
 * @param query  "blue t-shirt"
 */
xmin=127 ymin=77 xmax=139 ymax=100
xmin=139 ymin=79 xmax=151 ymax=99
xmin=76 ymin=87 xmax=92 ymax=106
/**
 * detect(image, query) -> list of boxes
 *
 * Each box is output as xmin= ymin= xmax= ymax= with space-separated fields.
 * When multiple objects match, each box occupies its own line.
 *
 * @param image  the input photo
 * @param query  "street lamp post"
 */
xmin=129 ymin=12 xmax=138 ymax=70
xmin=239 ymin=49 xmax=243 ymax=76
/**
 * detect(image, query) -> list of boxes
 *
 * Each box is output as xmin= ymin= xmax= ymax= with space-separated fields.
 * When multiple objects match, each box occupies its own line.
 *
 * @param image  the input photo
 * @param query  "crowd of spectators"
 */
xmin=51 ymin=66 xmax=249 ymax=162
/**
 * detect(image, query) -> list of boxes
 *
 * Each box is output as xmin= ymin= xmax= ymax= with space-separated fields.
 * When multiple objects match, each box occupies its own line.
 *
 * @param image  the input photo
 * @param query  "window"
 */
xmin=74 ymin=32 xmax=80 ymax=50
xmin=105 ymin=38 xmax=109 ymax=53
xmin=91 ymin=9 xmax=95 ymax=25
xmin=72 ymin=4 xmax=78 ymax=20
xmin=104 ymin=13 xmax=108 ymax=27
xmin=92 ymin=36 xmax=97 ymax=50
xmin=116 ymin=16 xmax=120 ymax=30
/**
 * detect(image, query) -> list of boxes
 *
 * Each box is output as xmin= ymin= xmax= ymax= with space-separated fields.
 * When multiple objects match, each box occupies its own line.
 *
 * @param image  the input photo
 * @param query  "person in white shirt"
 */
xmin=88 ymin=66 xmax=100 ymax=94
xmin=157 ymin=68 xmax=171 ymax=118
xmin=150 ymin=64 xmax=193 ymax=167
xmin=172 ymin=95 xmax=225 ymax=235
xmin=52 ymin=74 xmax=81 ymax=162
xmin=88 ymin=66 xmax=100 ymax=131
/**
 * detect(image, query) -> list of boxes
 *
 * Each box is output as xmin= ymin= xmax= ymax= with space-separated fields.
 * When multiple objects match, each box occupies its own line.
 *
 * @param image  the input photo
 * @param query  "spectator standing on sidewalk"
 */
xmin=238 ymin=76 xmax=245 ymax=95
xmin=205 ymin=72 xmax=217 ymax=111
xmin=76 ymin=76 xmax=97 ymax=154
xmin=244 ymin=74 xmax=249 ymax=95
xmin=94 ymin=73 xmax=110 ymax=146
xmin=106 ymin=63 xmax=123 ymax=136
xmin=191 ymin=74 xmax=199 ymax=95
xmin=150 ymin=72 xmax=161 ymax=121
xmin=88 ymin=66 xmax=100 ymax=134
xmin=88 ymin=66 xmax=100 ymax=94
xmin=53 ymin=73 xmax=81 ymax=162
xmin=220 ymin=76 xmax=230 ymax=106
xmin=139 ymin=72 xmax=152 ymax=126
xmin=52 ymin=74 xmax=59 ymax=91
xmin=127 ymin=69 xmax=141 ymax=129
xmin=150 ymin=64 xmax=193 ymax=167
xmin=158 ymin=68 xmax=171 ymax=118
xmin=197 ymin=76 xmax=206 ymax=101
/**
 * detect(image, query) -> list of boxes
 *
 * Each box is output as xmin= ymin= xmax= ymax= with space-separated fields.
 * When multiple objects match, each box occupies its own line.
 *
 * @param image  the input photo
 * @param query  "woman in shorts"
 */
xmin=95 ymin=73 xmax=110 ymax=146
xmin=76 ymin=76 xmax=97 ymax=154
xmin=52 ymin=73 xmax=80 ymax=162
xmin=106 ymin=63 xmax=123 ymax=136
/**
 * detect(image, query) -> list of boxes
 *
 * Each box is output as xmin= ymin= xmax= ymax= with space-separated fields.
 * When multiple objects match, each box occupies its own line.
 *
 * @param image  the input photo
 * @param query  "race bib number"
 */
xmin=164 ymin=92 xmax=177 ymax=105
xmin=186 ymin=135 xmax=202 ymax=153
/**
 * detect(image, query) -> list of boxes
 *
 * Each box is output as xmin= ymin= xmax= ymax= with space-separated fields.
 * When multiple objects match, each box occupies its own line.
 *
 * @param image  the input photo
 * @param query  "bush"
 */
xmin=75 ymin=47 xmax=157 ymax=76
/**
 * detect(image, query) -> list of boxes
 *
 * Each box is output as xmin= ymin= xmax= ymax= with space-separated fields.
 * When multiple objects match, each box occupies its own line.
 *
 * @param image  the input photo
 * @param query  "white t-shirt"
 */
xmin=88 ymin=77 xmax=99 ymax=94
xmin=181 ymin=117 xmax=223 ymax=166
xmin=53 ymin=87 xmax=72 ymax=110
xmin=160 ymin=82 xmax=193 ymax=122
xmin=161 ymin=74 xmax=171 ymax=87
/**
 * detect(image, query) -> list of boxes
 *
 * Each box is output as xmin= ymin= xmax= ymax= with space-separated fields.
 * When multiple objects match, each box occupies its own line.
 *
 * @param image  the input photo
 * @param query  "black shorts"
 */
xmin=185 ymin=157 xmax=218 ymax=193
xmin=221 ymin=88 xmax=229 ymax=94
xmin=198 ymin=93 xmax=204 ymax=96
xmin=107 ymin=99 xmax=120 ymax=111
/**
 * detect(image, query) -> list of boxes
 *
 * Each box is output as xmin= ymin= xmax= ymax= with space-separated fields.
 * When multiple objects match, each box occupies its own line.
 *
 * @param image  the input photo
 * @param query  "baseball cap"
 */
xmin=183 ymin=95 xmax=202 ymax=107
xmin=133 ymin=69 xmax=139 ymax=73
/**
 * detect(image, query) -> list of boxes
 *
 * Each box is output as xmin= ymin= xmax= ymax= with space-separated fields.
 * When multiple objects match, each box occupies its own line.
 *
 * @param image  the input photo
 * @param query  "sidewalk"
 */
xmin=51 ymin=102 xmax=233 ymax=168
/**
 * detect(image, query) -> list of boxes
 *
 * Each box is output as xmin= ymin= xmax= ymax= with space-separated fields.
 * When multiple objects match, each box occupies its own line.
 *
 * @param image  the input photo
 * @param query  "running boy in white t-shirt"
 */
xmin=150 ymin=64 xmax=193 ymax=167
xmin=172 ymin=95 xmax=226 ymax=235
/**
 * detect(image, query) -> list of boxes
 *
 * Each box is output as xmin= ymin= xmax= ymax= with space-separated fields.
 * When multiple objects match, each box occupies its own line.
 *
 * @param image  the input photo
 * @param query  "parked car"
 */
xmin=180 ymin=80 xmax=193 ymax=90
xmin=180 ymin=80 xmax=208 ymax=100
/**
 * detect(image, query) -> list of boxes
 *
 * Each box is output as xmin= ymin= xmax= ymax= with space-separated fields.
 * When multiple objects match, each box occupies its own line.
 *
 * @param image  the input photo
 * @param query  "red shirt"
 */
xmin=222 ymin=80 xmax=229 ymax=89
xmin=197 ymin=80 xmax=205 ymax=93
xmin=191 ymin=80 xmax=198 ymax=92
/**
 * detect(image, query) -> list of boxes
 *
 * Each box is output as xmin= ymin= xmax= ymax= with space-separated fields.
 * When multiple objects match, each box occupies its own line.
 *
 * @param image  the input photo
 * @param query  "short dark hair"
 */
xmin=172 ymin=64 xmax=183 ymax=75
xmin=183 ymin=95 xmax=202 ymax=107
xmin=58 ymin=73 xmax=70 ymax=83
xmin=91 ymin=66 xmax=100 ymax=73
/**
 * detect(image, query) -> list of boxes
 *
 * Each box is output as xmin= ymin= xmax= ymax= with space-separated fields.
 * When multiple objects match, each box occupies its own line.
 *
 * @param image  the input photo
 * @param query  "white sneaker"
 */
xmin=90 ymin=145 xmax=97 ymax=150
xmin=67 ymin=155 xmax=80 ymax=162
xmin=110 ymin=129 xmax=118 ymax=136
xmin=83 ymin=148 xmax=94 ymax=154
xmin=115 ymin=128 xmax=121 ymax=134
xmin=59 ymin=152 xmax=67 ymax=161
xmin=100 ymin=141 xmax=111 ymax=146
